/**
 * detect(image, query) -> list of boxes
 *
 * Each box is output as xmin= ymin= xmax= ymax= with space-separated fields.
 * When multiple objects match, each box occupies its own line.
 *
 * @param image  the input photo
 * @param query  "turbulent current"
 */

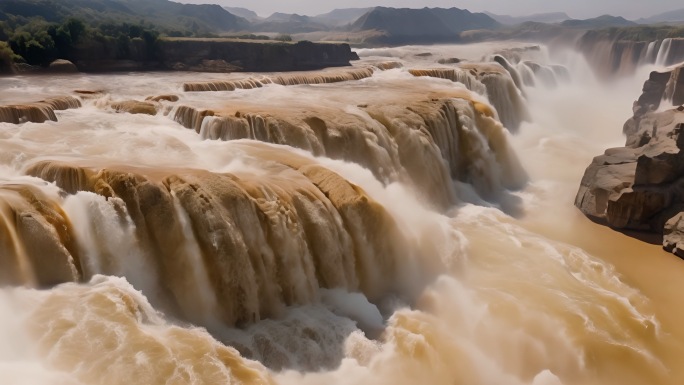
xmin=0 ymin=41 xmax=682 ymax=385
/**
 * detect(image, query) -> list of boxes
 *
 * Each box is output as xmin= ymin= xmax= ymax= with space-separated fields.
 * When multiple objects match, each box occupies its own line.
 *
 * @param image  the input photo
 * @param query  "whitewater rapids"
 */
xmin=0 ymin=41 xmax=682 ymax=385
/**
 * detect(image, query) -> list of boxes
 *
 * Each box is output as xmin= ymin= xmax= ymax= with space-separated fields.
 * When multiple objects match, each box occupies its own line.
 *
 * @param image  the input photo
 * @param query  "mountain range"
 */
xmin=485 ymin=11 xmax=570 ymax=25
xmin=0 ymin=0 xmax=250 ymax=34
xmin=2 ymin=0 xmax=683 ymax=44
xmin=637 ymin=8 xmax=684 ymax=24
xmin=561 ymin=14 xmax=636 ymax=28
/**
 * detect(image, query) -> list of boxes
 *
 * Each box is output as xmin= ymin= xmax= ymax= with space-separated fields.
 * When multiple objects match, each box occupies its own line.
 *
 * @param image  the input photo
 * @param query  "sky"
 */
xmin=179 ymin=0 xmax=683 ymax=19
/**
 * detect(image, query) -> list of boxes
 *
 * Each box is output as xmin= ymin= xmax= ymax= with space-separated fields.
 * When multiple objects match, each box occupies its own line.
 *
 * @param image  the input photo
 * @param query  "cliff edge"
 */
xmin=575 ymin=63 xmax=684 ymax=256
xmin=71 ymin=39 xmax=357 ymax=73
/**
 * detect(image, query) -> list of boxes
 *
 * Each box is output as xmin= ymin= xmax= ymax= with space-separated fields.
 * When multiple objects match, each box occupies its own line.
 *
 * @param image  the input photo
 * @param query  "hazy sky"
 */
xmin=179 ymin=0 xmax=682 ymax=19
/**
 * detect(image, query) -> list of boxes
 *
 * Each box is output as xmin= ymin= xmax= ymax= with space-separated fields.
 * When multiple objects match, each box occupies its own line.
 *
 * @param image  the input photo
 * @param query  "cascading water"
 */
xmin=644 ymin=41 xmax=658 ymax=65
xmin=656 ymin=38 xmax=673 ymax=67
xmin=0 ymin=41 xmax=682 ymax=385
xmin=579 ymin=36 xmax=684 ymax=76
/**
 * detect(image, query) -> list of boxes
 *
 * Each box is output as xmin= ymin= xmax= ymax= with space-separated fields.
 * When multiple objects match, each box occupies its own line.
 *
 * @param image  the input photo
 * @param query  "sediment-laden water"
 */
xmin=0 ymin=41 xmax=682 ymax=385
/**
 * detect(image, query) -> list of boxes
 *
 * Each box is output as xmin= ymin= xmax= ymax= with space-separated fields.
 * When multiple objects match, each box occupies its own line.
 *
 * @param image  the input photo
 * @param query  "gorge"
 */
xmin=0 ymin=37 xmax=684 ymax=385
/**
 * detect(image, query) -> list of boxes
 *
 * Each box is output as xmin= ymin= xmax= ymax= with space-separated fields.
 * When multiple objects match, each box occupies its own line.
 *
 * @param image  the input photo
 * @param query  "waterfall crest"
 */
xmin=22 ymin=152 xmax=418 ymax=327
xmin=0 ymin=96 xmax=82 ymax=124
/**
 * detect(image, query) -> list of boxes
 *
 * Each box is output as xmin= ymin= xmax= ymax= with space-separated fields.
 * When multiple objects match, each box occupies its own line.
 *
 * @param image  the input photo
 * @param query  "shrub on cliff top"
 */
xmin=0 ymin=41 xmax=18 ymax=73
xmin=275 ymin=34 xmax=293 ymax=42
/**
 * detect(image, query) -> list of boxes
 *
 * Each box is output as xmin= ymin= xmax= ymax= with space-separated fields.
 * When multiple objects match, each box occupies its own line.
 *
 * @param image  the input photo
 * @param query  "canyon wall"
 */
xmin=70 ymin=39 xmax=357 ymax=73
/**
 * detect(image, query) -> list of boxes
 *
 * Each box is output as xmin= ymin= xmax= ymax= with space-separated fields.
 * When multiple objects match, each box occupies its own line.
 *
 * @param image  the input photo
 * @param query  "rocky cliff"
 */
xmin=160 ymin=39 xmax=355 ymax=72
xmin=71 ymin=39 xmax=356 ymax=73
xmin=575 ymin=64 xmax=684 ymax=256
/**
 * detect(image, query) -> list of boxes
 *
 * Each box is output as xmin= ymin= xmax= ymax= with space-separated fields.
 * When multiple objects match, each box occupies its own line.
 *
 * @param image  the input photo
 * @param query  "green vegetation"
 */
xmin=0 ymin=0 xmax=248 ymax=37
xmin=0 ymin=41 xmax=18 ymax=73
xmin=274 ymin=34 xmax=293 ymax=42
xmin=232 ymin=34 xmax=271 ymax=41
xmin=1 ymin=16 xmax=160 ymax=66
xmin=0 ymin=0 xmax=255 ymax=67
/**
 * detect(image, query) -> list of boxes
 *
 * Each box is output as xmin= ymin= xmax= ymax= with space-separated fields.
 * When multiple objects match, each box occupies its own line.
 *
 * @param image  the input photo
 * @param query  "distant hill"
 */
xmin=431 ymin=7 xmax=500 ymax=33
xmin=312 ymin=8 xmax=373 ymax=27
xmin=0 ymin=0 xmax=250 ymax=34
xmin=223 ymin=6 xmax=260 ymax=21
xmin=351 ymin=7 xmax=500 ymax=44
xmin=249 ymin=8 xmax=374 ymax=33
xmin=252 ymin=13 xmax=328 ymax=33
xmin=561 ymin=15 xmax=637 ymax=28
xmin=637 ymin=8 xmax=684 ymax=24
xmin=264 ymin=12 xmax=303 ymax=23
xmin=485 ymin=12 xmax=570 ymax=25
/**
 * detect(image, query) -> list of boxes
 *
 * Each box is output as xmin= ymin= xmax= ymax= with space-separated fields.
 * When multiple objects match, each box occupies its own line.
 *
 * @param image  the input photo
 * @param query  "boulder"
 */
xmin=111 ymin=100 xmax=158 ymax=115
xmin=438 ymin=58 xmax=461 ymax=64
xmin=576 ymin=110 xmax=684 ymax=230
xmin=48 ymin=59 xmax=79 ymax=73
xmin=664 ymin=211 xmax=684 ymax=257
xmin=146 ymin=94 xmax=180 ymax=103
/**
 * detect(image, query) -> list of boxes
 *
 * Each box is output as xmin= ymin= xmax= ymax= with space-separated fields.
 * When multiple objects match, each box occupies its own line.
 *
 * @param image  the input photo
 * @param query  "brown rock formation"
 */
xmin=171 ymin=59 xmax=242 ymax=73
xmin=23 ymin=153 xmax=412 ymax=327
xmin=0 ymin=96 xmax=82 ymax=124
xmin=65 ymin=38 xmax=356 ymax=73
xmin=575 ymin=63 xmax=684 ymax=256
xmin=0 ymin=183 xmax=80 ymax=287
xmin=146 ymin=94 xmax=180 ymax=102
xmin=161 ymin=39 xmax=356 ymax=73
xmin=183 ymin=66 xmax=376 ymax=92
xmin=459 ymin=63 xmax=531 ymax=132
xmin=111 ymin=100 xmax=159 ymax=115
xmin=173 ymin=91 xmax=526 ymax=208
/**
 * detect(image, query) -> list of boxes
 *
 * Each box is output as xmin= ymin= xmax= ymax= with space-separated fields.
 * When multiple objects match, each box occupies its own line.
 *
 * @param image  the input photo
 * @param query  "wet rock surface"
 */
xmin=0 ymin=96 xmax=82 ymax=124
xmin=111 ymin=100 xmax=159 ymax=115
xmin=48 ymin=59 xmax=79 ymax=73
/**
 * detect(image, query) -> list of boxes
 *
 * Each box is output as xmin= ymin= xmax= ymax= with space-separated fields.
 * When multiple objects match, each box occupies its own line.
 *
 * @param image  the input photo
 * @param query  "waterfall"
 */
xmin=0 ymin=41 xmax=677 ymax=385
xmin=0 ymin=96 xmax=81 ymax=124
xmin=644 ymin=40 xmax=658 ymax=65
xmin=655 ymin=38 xmax=673 ymax=67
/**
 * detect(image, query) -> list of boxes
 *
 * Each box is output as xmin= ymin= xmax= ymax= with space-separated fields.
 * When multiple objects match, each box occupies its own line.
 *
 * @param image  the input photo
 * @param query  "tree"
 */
xmin=0 ymin=41 xmax=17 ymax=73
xmin=64 ymin=18 xmax=85 ymax=43
xmin=0 ymin=22 xmax=9 ymax=40
xmin=275 ymin=34 xmax=292 ymax=42
xmin=9 ymin=27 xmax=56 ymax=65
